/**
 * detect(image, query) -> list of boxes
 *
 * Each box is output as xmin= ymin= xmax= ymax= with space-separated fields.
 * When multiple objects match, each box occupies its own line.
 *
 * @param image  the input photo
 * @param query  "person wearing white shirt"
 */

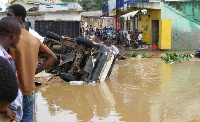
xmin=127 ymin=31 xmax=131 ymax=47
xmin=138 ymin=32 xmax=143 ymax=48
xmin=25 ymin=21 xmax=44 ymax=43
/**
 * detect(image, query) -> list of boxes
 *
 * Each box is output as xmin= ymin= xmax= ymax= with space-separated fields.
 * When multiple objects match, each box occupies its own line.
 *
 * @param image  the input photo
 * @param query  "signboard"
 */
xmin=113 ymin=9 xmax=117 ymax=16
xmin=108 ymin=0 xmax=116 ymax=16
xmin=124 ymin=3 xmax=127 ymax=12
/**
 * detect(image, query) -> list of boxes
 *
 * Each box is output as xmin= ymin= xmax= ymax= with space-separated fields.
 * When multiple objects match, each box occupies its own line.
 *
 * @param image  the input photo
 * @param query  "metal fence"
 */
xmin=35 ymin=20 xmax=80 ymax=38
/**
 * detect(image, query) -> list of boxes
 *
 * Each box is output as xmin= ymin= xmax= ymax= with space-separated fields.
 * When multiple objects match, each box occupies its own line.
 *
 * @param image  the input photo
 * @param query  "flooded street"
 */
xmin=35 ymin=51 xmax=200 ymax=122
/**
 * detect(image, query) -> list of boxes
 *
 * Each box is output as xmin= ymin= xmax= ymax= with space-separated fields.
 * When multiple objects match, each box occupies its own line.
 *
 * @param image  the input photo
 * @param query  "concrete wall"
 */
xmin=39 ymin=3 xmax=82 ymax=12
xmin=0 ymin=12 xmax=6 ymax=19
xmin=0 ymin=11 xmax=81 ymax=29
xmin=8 ymin=0 xmax=37 ymax=11
xmin=119 ymin=9 xmax=161 ymax=45
xmin=134 ymin=2 xmax=161 ymax=9
xmin=102 ymin=17 xmax=115 ymax=29
xmin=168 ymin=1 xmax=200 ymax=22
xmin=139 ymin=9 xmax=161 ymax=45
xmin=81 ymin=17 xmax=103 ymax=29
xmin=0 ymin=0 xmax=8 ymax=11
xmin=42 ymin=11 xmax=81 ymax=21
xmin=161 ymin=2 xmax=200 ymax=50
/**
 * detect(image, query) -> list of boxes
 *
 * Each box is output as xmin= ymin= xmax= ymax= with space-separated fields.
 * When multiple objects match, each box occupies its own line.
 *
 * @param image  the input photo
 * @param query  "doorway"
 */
xmin=133 ymin=15 xmax=138 ymax=32
xmin=152 ymin=20 xmax=159 ymax=45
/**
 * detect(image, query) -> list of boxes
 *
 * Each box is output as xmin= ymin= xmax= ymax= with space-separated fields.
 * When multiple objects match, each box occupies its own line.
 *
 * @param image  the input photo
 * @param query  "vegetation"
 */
xmin=161 ymin=53 xmax=194 ymax=64
xmin=140 ymin=52 xmax=148 ymax=58
xmin=79 ymin=0 xmax=108 ymax=11
xmin=60 ymin=0 xmax=108 ymax=11
xmin=128 ymin=51 xmax=153 ymax=58
xmin=128 ymin=51 xmax=194 ymax=64
xmin=128 ymin=51 xmax=137 ymax=58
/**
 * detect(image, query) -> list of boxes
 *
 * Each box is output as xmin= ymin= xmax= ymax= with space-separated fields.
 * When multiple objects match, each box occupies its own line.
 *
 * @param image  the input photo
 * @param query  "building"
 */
xmin=81 ymin=11 xmax=103 ymax=29
xmin=0 ymin=0 xmax=84 ymax=38
xmin=0 ymin=0 xmax=9 ymax=12
xmin=103 ymin=0 xmax=200 ymax=50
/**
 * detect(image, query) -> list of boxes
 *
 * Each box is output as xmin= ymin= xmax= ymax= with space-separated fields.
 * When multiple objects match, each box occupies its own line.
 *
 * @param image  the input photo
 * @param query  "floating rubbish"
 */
xmin=69 ymin=81 xmax=84 ymax=85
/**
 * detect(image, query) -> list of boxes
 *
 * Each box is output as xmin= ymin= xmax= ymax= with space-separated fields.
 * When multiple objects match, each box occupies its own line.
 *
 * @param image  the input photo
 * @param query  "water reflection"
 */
xmin=35 ymin=83 xmax=122 ymax=122
xmin=35 ymin=51 xmax=200 ymax=122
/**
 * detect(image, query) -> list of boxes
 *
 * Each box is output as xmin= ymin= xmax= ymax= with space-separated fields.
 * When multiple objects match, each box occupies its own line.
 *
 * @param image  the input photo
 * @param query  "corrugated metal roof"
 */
xmin=121 ymin=10 xmax=138 ymax=20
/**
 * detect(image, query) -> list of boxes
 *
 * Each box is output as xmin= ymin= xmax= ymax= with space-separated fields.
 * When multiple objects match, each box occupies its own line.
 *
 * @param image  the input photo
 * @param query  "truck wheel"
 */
xmin=76 ymin=37 xmax=93 ymax=48
xmin=46 ymin=31 xmax=60 ymax=41
xmin=59 ymin=73 xmax=78 ymax=82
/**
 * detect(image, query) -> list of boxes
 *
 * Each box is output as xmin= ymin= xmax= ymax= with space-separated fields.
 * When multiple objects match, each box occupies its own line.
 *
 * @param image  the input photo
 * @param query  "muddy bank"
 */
xmin=35 ymin=72 xmax=64 ymax=85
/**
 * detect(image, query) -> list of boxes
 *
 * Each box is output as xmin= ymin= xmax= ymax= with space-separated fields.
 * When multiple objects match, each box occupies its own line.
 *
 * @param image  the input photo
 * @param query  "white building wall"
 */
xmin=0 ymin=11 xmax=81 ymax=21
xmin=0 ymin=0 xmax=8 ymax=11
xmin=134 ymin=2 xmax=161 ymax=9
xmin=42 ymin=11 xmax=81 ymax=21
xmin=11 ymin=0 xmax=37 ymax=11
xmin=39 ymin=3 xmax=82 ymax=12
xmin=0 ymin=13 xmax=6 ymax=19
xmin=102 ymin=17 xmax=115 ymax=29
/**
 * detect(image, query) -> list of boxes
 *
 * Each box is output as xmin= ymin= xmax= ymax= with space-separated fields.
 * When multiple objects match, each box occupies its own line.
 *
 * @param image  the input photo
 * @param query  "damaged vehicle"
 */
xmin=41 ymin=31 xmax=119 ymax=83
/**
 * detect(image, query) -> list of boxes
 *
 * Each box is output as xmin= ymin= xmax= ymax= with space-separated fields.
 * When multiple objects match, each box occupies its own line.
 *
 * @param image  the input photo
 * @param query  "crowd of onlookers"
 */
xmin=0 ymin=4 xmax=57 ymax=122
xmin=81 ymin=25 xmax=144 ymax=50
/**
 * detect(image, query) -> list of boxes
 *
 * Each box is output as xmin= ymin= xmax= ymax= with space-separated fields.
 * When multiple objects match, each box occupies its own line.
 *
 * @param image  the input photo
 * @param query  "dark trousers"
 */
xmin=117 ymin=38 xmax=122 ymax=45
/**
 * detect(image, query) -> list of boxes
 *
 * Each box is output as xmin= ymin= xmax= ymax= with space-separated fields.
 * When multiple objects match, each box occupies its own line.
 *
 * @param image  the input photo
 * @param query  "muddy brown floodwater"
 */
xmin=35 ymin=51 xmax=200 ymax=122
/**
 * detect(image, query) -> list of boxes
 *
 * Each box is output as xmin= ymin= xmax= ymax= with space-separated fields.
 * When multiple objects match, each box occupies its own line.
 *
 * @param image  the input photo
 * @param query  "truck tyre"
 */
xmin=46 ymin=31 xmax=60 ymax=41
xmin=59 ymin=73 xmax=78 ymax=82
xmin=76 ymin=37 xmax=93 ymax=48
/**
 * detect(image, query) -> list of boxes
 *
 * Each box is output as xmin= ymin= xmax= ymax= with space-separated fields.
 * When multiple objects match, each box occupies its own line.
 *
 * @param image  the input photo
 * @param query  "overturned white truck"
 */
xmin=42 ymin=32 xmax=119 ymax=83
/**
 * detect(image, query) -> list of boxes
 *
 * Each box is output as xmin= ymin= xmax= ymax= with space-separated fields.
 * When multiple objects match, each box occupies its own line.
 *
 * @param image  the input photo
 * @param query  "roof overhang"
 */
xmin=120 ymin=10 xmax=138 ymax=20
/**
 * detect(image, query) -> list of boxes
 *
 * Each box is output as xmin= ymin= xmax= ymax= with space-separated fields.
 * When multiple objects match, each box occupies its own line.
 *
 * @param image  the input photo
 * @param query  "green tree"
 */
xmin=79 ymin=0 xmax=108 ymax=11
xmin=60 ymin=0 xmax=108 ymax=11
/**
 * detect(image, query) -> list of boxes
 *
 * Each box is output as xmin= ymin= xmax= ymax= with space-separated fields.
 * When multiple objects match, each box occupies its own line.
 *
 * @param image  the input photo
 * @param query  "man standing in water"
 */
xmin=7 ymin=4 xmax=57 ymax=122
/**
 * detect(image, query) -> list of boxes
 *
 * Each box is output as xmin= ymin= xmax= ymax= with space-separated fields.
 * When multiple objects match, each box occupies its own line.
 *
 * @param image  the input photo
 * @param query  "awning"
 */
xmin=121 ymin=10 xmax=138 ymax=20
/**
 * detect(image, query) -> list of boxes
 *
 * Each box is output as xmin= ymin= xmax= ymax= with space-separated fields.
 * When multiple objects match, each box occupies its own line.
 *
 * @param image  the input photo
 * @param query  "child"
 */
xmin=0 ymin=16 xmax=23 ymax=122
xmin=0 ymin=57 xmax=18 ymax=121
